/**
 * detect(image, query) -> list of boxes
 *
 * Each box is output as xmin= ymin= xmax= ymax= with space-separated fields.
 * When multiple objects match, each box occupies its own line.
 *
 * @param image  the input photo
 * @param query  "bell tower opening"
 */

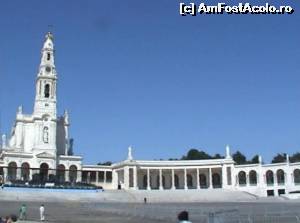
xmin=44 ymin=84 xmax=50 ymax=98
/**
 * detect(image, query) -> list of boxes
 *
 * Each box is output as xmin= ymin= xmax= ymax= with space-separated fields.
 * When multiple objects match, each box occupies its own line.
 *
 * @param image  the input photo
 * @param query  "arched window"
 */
xmin=21 ymin=163 xmax=30 ymax=181
xmin=238 ymin=171 xmax=247 ymax=186
xmin=212 ymin=173 xmax=221 ymax=188
xmin=47 ymin=53 xmax=51 ymax=61
xmin=266 ymin=170 xmax=274 ymax=185
xmin=249 ymin=170 xmax=257 ymax=185
xmin=187 ymin=174 xmax=193 ymax=188
xmin=294 ymin=169 xmax=300 ymax=185
xmin=69 ymin=165 xmax=77 ymax=184
xmin=277 ymin=169 xmax=285 ymax=185
xmin=199 ymin=174 xmax=207 ymax=188
xmin=44 ymin=84 xmax=50 ymax=98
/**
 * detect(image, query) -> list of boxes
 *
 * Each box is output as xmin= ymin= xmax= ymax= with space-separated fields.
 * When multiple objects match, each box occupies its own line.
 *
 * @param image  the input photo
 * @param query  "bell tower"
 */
xmin=33 ymin=32 xmax=57 ymax=118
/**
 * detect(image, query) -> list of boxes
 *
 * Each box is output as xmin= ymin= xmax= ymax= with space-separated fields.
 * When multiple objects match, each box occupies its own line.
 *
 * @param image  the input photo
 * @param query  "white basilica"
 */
xmin=1 ymin=32 xmax=300 ymax=197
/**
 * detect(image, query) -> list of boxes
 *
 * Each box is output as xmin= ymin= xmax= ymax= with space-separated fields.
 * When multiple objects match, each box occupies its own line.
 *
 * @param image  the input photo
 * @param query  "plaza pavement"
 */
xmin=1 ymin=189 xmax=300 ymax=222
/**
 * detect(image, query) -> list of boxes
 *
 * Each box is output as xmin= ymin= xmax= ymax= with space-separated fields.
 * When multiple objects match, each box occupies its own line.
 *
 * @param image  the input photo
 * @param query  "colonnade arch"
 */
xmin=199 ymin=174 xmax=207 ymax=188
xmin=21 ymin=162 xmax=30 ymax=181
xmin=57 ymin=164 xmax=65 ymax=183
xmin=238 ymin=171 xmax=247 ymax=185
xmin=212 ymin=173 xmax=221 ymax=188
xmin=249 ymin=170 xmax=257 ymax=185
xmin=276 ymin=169 xmax=285 ymax=185
xmin=40 ymin=163 xmax=49 ymax=182
xmin=175 ymin=174 xmax=179 ymax=189
xmin=69 ymin=165 xmax=77 ymax=183
xmin=294 ymin=169 xmax=300 ymax=184
xmin=8 ymin=162 xmax=17 ymax=181
xmin=187 ymin=174 xmax=193 ymax=188
xmin=266 ymin=170 xmax=274 ymax=185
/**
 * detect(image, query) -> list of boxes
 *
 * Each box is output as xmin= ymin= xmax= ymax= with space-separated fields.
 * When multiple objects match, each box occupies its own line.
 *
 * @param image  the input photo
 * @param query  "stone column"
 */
xmin=16 ymin=168 xmax=21 ymax=180
xmin=146 ymin=169 xmax=149 ymax=189
xmin=159 ymin=169 xmax=163 ymax=190
xmin=65 ymin=170 xmax=70 ymax=182
xmin=209 ymin=168 xmax=213 ymax=189
xmin=87 ymin=172 xmax=91 ymax=183
xmin=28 ymin=168 xmax=32 ymax=181
xmin=77 ymin=170 xmax=82 ymax=182
xmin=124 ymin=167 xmax=130 ymax=190
xmin=171 ymin=169 xmax=175 ymax=190
xmin=222 ymin=165 xmax=227 ymax=189
xmin=184 ymin=168 xmax=187 ymax=190
xmin=133 ymin=167 xmax=138 ymax=189
xmin=196 ymin=168 xmax=200 ymax=189
xmin=96 ymin=171 xmax=99 ymax=183
xmin=104 ymin=171 xmax=107 ymax=183
xmin=112 ymin=170 xmax=118 ymax=189
xmin=3 ymin=167 xmax=8 ymax=183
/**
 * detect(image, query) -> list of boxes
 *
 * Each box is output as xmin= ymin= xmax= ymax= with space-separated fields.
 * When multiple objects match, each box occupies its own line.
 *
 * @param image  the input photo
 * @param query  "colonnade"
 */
xmin=82 ymin=170 xmax=112 ymax=185
xmin=120 ymin=166 xmax=232 ymax=190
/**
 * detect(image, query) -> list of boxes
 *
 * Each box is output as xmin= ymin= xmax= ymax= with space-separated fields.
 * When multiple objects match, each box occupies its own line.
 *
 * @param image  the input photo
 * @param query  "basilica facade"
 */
xmin=0 ymin=33 xmax=300 ymax=197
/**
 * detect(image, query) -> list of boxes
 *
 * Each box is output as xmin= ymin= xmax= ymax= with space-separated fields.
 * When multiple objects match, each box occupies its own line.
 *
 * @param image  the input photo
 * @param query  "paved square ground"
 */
xmin=1 ymin=200 xmax=300 ymax=223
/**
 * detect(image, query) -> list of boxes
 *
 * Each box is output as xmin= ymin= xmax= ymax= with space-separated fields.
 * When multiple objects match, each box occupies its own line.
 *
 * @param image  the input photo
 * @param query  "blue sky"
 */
xmin=0 ymin=0 xmax=299 ymax=164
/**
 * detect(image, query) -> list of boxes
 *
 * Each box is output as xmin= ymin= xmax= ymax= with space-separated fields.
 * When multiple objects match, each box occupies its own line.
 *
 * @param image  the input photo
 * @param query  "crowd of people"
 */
xmin=0 ymin=204 xmax=45 ymax=222
xmin=0 ymin=215 xmax=18 ymax=223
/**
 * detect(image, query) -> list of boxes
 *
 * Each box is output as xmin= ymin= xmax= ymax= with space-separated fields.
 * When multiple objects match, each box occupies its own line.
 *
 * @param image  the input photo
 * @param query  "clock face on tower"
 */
xmin=45 ymin=66 xmax=51 ymax=73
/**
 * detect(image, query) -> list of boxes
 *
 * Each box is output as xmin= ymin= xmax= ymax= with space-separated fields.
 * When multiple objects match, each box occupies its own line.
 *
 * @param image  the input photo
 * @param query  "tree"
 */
xmin=97 ymin=161 xmax=112 ymax=166
xmin=232 ymin=151 xmax=247 ymax=165
xmin=212 ymin=153 xmax=224 ymax=159
xmin=290 ymin=153 xmax=300 ymax=163
xmin=250 ymin=155 xmax=259 ymax=164
xmin=181 ymin=149 xmax=212 ymax=160
xmin=271 ymin=153 xmax=286 ymax=163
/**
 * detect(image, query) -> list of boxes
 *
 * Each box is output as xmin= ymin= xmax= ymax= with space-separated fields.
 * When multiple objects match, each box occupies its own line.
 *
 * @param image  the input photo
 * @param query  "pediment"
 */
xmin=36 ymin=152 xmax=54 ymax=158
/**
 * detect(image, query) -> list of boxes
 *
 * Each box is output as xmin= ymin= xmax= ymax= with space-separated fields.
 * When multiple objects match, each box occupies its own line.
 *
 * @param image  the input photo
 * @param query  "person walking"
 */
xmin=19 ymin=204 xmax=27 ymax=220
xmin=39 ymin=204 xmax=45 ymax=221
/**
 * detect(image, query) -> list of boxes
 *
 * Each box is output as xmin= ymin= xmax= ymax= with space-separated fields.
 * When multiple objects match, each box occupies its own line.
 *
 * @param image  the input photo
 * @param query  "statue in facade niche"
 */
xmin=43 ymin=127 xmax=49 ymax=143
